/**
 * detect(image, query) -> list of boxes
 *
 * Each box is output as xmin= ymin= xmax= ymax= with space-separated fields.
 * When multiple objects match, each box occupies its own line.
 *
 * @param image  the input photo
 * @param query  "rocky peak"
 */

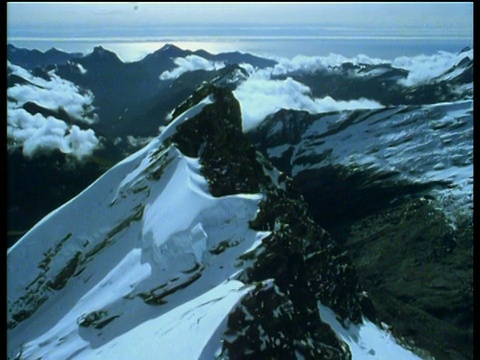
xmin=210 ymin=64 xmax=249 ymax=89
xmin=459 ymin=46 xmax=472 ymax=54
xmin=7 ymin=81 xmax=427 ymax=360
xmin=82 ymin=46 xmax=123 ymax=66
xmin=172 ymin=85 xmax=265 ymax=196
xmin=170 ymin=85 xmax=378 ymax=357
xmin=144 ymin=43 xmax=188 ymax=61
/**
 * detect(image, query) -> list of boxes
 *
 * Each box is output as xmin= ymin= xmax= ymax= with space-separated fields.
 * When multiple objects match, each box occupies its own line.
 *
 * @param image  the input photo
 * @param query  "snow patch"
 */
xmin=318 ymin=303 xmax=424 ymax=359
xmin=77 ymin=63 xmax=88 ymax=74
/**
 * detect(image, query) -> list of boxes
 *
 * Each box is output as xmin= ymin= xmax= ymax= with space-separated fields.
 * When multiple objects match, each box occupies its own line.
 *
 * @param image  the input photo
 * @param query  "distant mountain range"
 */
xmin=7 ymin=43 xmax=83 ymax=69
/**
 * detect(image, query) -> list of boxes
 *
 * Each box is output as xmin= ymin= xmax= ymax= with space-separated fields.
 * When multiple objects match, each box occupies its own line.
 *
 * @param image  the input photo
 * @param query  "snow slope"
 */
xmin=252 ymin=99 xmax=473 ymax=226
xmin=8 ymin=90 xmax=427 ymax=359
xmin=7 ymin=95 xmax=267 ymax=359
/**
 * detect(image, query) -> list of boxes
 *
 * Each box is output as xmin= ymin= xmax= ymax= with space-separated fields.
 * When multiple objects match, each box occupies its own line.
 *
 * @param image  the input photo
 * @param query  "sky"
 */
xmin=7 ymin=2 xmax=473 ymax=61
xmin=7 ymin=2 xmax=473 ymax=38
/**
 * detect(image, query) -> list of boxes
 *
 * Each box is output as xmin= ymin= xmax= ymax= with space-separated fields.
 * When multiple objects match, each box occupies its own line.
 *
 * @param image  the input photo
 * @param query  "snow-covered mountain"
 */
xmin=6 ymin=45 xmax=266 ymax=244
xmin=249 ymin=100 xmax=473 ymax=229
xmin=247 ymin=102 xmax=473 ymax=360
xmin=8 ymin=86 xmax=428 ymax=359
xmin=7 ymin=44 xmax=473 ymax=245
xmin=7 ymin=44 xmax=473 ymax=359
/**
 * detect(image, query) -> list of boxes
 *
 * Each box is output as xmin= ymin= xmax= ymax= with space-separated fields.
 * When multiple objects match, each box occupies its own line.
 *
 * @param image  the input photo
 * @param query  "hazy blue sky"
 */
xmin=7 ymin=2 xmax=473 ymax=37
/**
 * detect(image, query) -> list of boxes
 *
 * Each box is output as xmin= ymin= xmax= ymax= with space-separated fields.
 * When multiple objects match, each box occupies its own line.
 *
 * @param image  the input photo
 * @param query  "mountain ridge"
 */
xmin=7 ymin=43 xmax=83 ymax=70
xmin=247 ymin=99 xmax=473 ymax=360
xmin=7 ymin=85 xmax=427 ymax=359
xmin=7 ymin=44 xmax=473 ymax=359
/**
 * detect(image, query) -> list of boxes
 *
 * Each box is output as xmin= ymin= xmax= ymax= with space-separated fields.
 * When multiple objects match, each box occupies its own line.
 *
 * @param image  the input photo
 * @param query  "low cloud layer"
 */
xmin=392 ymin=49 xmax=473 ymax=86
xmin=270 ymin=53 xmax=385 ymax=76
xmin=267 ymin=49 xmax=473 ymax=86
xmin=7 ymin=62 xmax=101 ymax=160
xmin=233 ymin=49 xmax=473 ymax=130
xmin=159 ymin=55 xmax=225 ymax=80
xmin=8 ymin=62 xmax=97 ymax=124
xmin=234 ymin=67 xmax=383 ymax=132
xmin=7 ymin=107 xmax=100 ymax=160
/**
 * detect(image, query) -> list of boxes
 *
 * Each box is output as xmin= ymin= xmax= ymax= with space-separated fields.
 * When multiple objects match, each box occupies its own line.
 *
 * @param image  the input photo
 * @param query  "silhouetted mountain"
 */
xmin=193 ymin=48 xmax=277 ymax=69
xmin=7 ymin=43 xmax=83 ymax=70
xmin=46 ymin=44 xmax=275 ymax=138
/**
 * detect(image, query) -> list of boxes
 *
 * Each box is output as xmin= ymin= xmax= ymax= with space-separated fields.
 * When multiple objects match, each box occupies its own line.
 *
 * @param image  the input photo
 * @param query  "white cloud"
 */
xmin=234 ymin=69 xmax=383 ymax=131
xmin=313 ymin=96 xmax=384 ymax=112
xmin=233 ymin=49 xmax=473 ymax=131
xmin=270 ymin=53 xmax=385 ymax=76
xmin=62 ymin=125 xmax=101 ymax=159
xmin=7 ymin=108 xmax=100 ymax=160
xmin=7 ymin=63 xmax=101 ymax=160
xmin=159 ymin=55 xmax=225 ymax=81
xmin=7 ymin=62 xmax=97 ymax=124
xmin=266 ymin=50 xmax=474 ymax=88
xmin=393 ymin=49 xmax=473 ymax=86
xmin=7 ymin=61 xmax=33 ymax=79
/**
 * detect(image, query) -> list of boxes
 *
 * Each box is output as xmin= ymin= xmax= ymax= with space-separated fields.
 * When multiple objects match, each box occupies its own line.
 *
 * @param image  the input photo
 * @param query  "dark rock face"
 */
xmin=172 ymin=86 xmax=266 ymax=196
xmin=219 ymin=282 xmax=352 ymax=359
xmin=171 ymin=86 xmax=378 ymax=358
xmin=248 ymin=102 xmax=473 ymax=359
xmin=343 ymin=198 xmax=473 ymax=360
xmin=292 ymin=166 xmax=448 ymax=232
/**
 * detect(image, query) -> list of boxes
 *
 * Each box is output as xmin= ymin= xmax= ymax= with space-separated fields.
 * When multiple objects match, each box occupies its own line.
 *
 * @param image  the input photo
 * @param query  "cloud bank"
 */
xmin=234 ymin=66 xmax=384 ymax=132
xmin=270 ymin=53 xmax=385 ymax=76
xmin=8 ymin=62 xmax=97 ymax=124
xmin=266 ymin=49 xmax=473 ymax=86
xmin=7 ymin=107 xmax=100 ymax=160
xmin=7 ymin=62 xmax=101 ymax=160
xmin=233 ymin=48 xmax=473 ymax=131
xmin=159 ymin=55 xmax=225 ymax=80
xmin=392 ymin=49 xmax=473 ymax=86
